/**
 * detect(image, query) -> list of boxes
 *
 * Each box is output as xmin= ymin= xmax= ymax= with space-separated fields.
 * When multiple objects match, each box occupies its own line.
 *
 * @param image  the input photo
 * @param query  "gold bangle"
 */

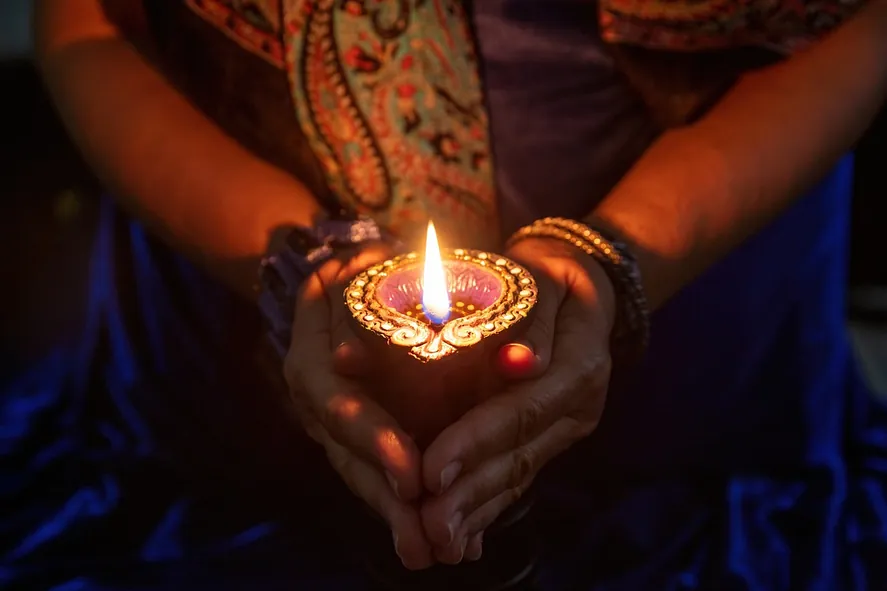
xmin=507 ymin=217 xmax=623 ymax=265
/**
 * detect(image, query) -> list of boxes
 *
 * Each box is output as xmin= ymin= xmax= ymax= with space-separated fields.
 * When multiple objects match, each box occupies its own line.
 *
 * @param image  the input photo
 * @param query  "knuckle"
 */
xmin=565 ymin=381 xmax=605 ymax=438
xmin=513 ymin=397 xmax=546 ymax=447
xmin=283 ymin=350 xmax=305 ymax=393
xmin=510 ymin=446 xmax=536 ymax=489
xmin=505 ymin=481 xmax=527 ymax=507
xmin=567 ymin=415 xmax=598 ymax=441
xmin=595 ymin=354 xmax=613 ymax=383
xmin=340 ymin=246 xmax=391 ymax=280
xmin=530 ymin=314 xmax=556 ymax=342
xmin=567 ymin=353 xmax=610 ymax=400
xmin=327 ymin=445 xmax=350 ymax=475
xmin=316 ymin=257 xmax=346 ymax=287
xmin=576 ymin=353 xmax=602 ymax=380
xmin=299 ymin=272 xmax=335 ymax=309
xmin=330 ymin=451 xmax=361 ymax=495
xmin=320 ymin=392 xmax=357 ymax=436
xmin=301 ymin=417 xmax=324 ymax=443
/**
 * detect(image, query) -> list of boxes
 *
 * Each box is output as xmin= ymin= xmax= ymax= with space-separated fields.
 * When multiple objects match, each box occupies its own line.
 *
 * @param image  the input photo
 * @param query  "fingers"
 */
xmin=422 ymin=367 xmax=570 ymax=495
xmin=496 ymin=272 xmax=560 ymax=380
xmin=293 ymin=243 xmax=391 ymax=377
xmin=286 ymin=247 xmax=422 ymax=501
xmin=317 ymin=420 xmax=434 ymax=571
xmin=422 ymin=417 xmax=583 ymax=554
xmin=327 ymin=243 xmax=394 ymax=349
xmin=465 ymin=531 xmax=484 ymax=562
xmin=328 ymin=246 xmax=394 ymax=376
xmin=293 ymin=368 xmax=424 ymax=501
xmin=495 ymin=341 xmax=539 ymax=380
xmin=436 ymin=496 xmax=502 ymax=564
xmin=426 ymin=283 xmax=610 ymax=496
xmin=332 ymin=340 xmax=372 ymax=378
xmin=285 ymin=243 xmax=433 ymax=569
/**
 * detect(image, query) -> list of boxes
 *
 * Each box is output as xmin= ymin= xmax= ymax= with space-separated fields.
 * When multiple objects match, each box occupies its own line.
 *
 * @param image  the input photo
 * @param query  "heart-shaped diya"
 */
xmin=344 ymin=249 xmax=538 ymax=363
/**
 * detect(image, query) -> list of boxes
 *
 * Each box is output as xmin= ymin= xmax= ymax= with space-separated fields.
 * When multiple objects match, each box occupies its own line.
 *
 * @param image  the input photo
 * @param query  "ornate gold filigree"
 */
xmin=344 ymin=249 xmax=538 ymax=362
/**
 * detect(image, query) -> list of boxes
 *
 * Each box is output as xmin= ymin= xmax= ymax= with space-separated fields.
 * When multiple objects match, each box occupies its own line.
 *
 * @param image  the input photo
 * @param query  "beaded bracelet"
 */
xmin=506 ymin=217 xmax=650 ymax=365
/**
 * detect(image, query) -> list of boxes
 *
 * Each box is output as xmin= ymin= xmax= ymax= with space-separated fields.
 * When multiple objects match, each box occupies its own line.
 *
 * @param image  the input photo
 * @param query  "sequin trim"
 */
xmin=186 ymin=0 xmax=285 ymax=67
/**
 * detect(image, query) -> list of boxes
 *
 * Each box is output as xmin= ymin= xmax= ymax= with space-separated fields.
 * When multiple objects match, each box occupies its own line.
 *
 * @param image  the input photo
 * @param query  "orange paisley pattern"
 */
xmin=183 ymin=0 xmax=866 ymax=247
xmin=281 ymin=0 xmax=497 ymax=247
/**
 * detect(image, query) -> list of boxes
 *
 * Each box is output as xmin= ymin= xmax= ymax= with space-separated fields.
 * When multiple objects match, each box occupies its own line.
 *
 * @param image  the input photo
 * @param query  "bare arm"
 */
xmin=588 ymin=0 xmax=887 ymax=309
xmin=34 ymin=0 xmax=324 ymax=298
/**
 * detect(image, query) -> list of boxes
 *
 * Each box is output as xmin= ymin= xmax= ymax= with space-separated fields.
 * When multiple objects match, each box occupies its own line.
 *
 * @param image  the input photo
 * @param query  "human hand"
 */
xmin=419 ymin=237 xmax=617 ymax=563
xmin=283 ymin=245 xmax=434 ymax=570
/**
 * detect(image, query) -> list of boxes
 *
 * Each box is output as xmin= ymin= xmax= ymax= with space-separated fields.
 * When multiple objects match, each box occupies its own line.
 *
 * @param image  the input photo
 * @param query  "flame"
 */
xmin=422 ymin=221 xmax=450 ymax=325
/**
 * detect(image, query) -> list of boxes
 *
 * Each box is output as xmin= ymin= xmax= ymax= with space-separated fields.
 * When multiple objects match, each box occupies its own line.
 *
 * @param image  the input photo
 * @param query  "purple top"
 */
xmin=473 ymin=0 xmax=658 ymax=234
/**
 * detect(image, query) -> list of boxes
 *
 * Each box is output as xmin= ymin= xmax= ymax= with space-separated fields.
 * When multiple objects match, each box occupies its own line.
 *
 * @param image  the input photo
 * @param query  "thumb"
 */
xmin=327 ymin=243 xmax=395 ymax=377
xmin=496 ymin=274 xmax=560 ymax=380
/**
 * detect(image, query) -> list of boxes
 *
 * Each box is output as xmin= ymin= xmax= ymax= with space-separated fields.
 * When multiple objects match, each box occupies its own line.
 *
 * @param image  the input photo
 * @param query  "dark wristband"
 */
xmin=256 ymin=217 xmax=389 ymax=358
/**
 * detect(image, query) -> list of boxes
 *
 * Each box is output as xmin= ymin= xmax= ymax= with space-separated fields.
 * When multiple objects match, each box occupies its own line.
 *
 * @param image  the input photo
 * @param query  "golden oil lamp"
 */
xmin=345 ymin=222 xmax=538 ymax=364
xmin=344 ymin=222 xmax=538 ymax=447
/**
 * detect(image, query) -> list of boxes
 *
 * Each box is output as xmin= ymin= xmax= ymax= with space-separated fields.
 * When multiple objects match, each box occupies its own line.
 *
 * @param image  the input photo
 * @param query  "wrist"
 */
xmin=257 ymin=217 xmax=395 ymax=357
xmin=507 ymin=234 xmax=617 ymax=331
xmin=506 ymin=217 xmax=650 ymax=366
xmin=580 ymin=251 xmax=618 ymax=336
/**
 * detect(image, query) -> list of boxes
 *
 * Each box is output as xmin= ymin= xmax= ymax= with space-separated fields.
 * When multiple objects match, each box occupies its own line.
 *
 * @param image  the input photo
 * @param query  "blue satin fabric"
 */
xmin=529 ymin=157 xmax=887 ymax=591
xmin=2 ymin=166 xmax=886 ymax=591
xmin=1 ymin=200 xmax=369 ymax=590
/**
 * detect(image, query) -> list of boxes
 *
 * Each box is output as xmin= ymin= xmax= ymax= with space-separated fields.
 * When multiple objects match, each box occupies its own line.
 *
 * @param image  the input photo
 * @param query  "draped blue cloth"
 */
xmin=4 ymin=0 xmax=887 ymax=587
xmin=4 ymin=160 xmax=886 ymax=591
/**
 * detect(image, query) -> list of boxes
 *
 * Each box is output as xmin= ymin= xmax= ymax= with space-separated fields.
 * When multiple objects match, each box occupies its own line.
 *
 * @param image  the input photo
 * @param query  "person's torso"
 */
xmin=144 ymin=0 xmax=499 ymax=249
xmin=126 ymin=0 xmax=854 ymax=479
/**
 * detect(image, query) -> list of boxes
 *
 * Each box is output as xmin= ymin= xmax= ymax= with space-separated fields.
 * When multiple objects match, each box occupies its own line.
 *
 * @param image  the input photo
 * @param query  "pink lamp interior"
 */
xmin=375 ymin=260 xmax=503 ymax=315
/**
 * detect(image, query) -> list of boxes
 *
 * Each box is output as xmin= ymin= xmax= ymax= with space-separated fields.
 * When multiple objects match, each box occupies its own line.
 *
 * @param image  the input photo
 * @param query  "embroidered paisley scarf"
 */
xmin=178 ymin=0 xmax=866 ymax=243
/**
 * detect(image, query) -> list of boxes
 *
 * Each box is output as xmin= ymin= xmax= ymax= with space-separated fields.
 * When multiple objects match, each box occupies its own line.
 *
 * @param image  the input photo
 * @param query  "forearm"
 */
xmin=35 ymin=3 xmax=323 ymax=298
xmin=589 ymin=0 xmax=887 ymax=309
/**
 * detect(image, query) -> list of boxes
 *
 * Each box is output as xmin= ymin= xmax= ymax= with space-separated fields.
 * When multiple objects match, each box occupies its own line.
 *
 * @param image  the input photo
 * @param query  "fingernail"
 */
xmin=392 ymin=532 xmax=405 ymax=563
xmin=385 ymin=471 xmax=400 ymax=499
xmin=447 ymin=512 xmax=463 ymax=545
xmin=469 ymin=531 xmax=484 ymax=561
xmin=333 ymin=341 xmax=369 ymax=377
xmin=333 ymin=342 xmax=353 ymax=360
xmin=497 ymin=342 xmax=540 ymax=377
xmin=511 ymin=341 xmax=536 ymax=356
xmin=458 ymin=535 xmax=468 ymax=562
xmin=332 ymin=343 xmax=350 ymax=370
xmin=439 ymin=462 xmax=462 ymax=493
